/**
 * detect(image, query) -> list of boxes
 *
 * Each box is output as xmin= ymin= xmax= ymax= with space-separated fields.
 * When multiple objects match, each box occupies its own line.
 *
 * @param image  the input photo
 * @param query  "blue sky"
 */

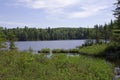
xmin=0 ymin=0 xmax=115 ymax=28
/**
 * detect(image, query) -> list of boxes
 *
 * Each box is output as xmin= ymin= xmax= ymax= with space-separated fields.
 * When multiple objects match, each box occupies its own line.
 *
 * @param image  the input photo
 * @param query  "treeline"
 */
xmin=0 ymin=27 xmax=92 ymax=41
xmin=0 ymin=20 xmax=116 ymax=41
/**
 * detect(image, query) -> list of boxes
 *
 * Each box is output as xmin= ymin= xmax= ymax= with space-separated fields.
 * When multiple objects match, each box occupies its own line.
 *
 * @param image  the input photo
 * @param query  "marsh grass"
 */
xmin=0 ymin=50 xmax=114 ymax=80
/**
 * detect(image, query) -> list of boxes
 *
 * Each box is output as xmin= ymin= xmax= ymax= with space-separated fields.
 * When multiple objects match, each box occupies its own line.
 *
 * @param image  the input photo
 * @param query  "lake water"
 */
xmin=14 ymin=40 xmax=85 ymax=52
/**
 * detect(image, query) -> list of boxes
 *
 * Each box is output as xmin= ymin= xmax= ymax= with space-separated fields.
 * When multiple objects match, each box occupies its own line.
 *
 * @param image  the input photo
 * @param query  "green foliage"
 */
xmin=68 ymin=48 xmax=79 ymax=53
xmin=9 ymin=41 xmax=17 ymax=50
xmin=79 ymin=44 xmax=108 ymax=55
xmin=38 ymin=48 xmax=50 ymax=53
xmin=52 ymin=48 xmax=80 ymax=54
xmin=0 ymin=22 xmax=117 ymax=42
xmin=4 ymin=27 xmax=86 ymax=41
xmin=105 ymin=42 xmax=120 ymax=60
xmin=94 ymin=25 xmax=101 ymax=44
xmin=0 ymin=51 xmax=114 ymax=80
xmin=0 ymin=42 xmax=6 ymax=49
xmin=52 ymin=49 xmax=68 ymax=53
xmin=82 ymin=39 xmax=94 ymax=46
xmin=112 ymin=0 xmax=120 ymax=44
xmin=0 ymin=27 xmax=6 ymax=49
xmin=113 ymin=30 xmax=120 ymax=33
xmin=114 ymin=0 xmax=120 ymax=29
xmin=112 ymin=29 xmax=120 ymax=43
xmin=5 ymin=31 xmax=18 ymax=50
xmin=0 ymin=26 xmax=103 ymax=41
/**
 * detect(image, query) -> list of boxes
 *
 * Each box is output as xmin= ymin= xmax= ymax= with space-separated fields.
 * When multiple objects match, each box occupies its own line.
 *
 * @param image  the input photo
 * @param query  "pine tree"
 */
xmin=114 ymin=0 xmax=120 ymax=29
xmin=7 ymin=32 xmax=17 ymax=50
xmin=94 ymin=25 xmax=100 ymax=44
xmin=113 ymin=0 xmax=120 ymax=43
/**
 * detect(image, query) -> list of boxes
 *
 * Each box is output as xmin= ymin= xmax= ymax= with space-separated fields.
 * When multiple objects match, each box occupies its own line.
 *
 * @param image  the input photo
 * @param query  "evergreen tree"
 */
xmin=113 ymin=0 xmax=120 ymax=43
xmin=114 ymin=0 xmax=120 ymax=29
xmin=0 ymin=27 xmax=6 ymax=49
xmin=103 ymin=23 xmax=108 ymax=44
xmin=94 ymin=25 xmax=100 ymax=44
xmin=7 ymin=32 xmax=17 ymax=50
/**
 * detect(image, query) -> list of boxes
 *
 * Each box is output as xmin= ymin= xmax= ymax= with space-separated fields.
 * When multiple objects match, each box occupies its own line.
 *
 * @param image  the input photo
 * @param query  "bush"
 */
xmin=68 ymin=49 xmax=79 ymax=53
xmin=79 ymin=44 xmax=108 ymax=55
xmin=105 ymin=42 xmax=120 ymax=60
xmin=0 ymin=51 xmax=114 ymax=80
xmin=38 ymin=48 xmax=50 ymax=53
xmin=52 ymin=49 xmax=68 ymax=53
xmin=82 ymin=39 xmax=94 ymax=47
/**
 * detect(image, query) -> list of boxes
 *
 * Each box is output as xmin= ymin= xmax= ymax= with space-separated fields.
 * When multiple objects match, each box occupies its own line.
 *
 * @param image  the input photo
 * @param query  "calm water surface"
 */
xmin=15 ymin=40 xmax=85 ymax=52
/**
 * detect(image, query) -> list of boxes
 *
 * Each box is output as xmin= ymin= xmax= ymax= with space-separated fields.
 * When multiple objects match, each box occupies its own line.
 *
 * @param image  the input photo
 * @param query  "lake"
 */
xmin=14 ymin=40 xmax=85 ymax=52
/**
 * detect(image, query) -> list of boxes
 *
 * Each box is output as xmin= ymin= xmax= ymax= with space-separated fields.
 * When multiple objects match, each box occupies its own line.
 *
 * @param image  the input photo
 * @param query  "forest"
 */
xmin=0 ymin=20 xmax=115 ymax=41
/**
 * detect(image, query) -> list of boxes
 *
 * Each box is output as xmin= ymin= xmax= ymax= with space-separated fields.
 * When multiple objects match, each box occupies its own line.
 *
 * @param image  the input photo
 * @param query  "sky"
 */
xmin=0 ymin=0 xmax=115 ymax=28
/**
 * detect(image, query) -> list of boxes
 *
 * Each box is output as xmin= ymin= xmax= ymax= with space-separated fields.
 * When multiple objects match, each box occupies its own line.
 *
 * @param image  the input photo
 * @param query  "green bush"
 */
xmin=68 ymin=48 xmax=79 ymax=53
xmin=79 ymin=44 xmax=108 ymax=55
xmin=38 ymin=48 xmax=50 ymax=53
xmin=52 ymin=49 xmax=68 ymax=53
xmin=0 ymin=50 xmax=114 ymax=80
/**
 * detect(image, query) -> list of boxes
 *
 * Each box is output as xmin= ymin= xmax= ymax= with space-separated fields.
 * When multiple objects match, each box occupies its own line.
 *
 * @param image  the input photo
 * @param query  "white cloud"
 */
xmin=67 ymin=0 xmax=113 ymax=18
xmin=15 ymin=0 xmax=80 ymax=17
xmin=14 ymin=0 xmax=114 ymax=19
xmin=68 ymin=5 xmax=110 ymax=18
xmin=17 ymin=0 xmax=79 ymax=9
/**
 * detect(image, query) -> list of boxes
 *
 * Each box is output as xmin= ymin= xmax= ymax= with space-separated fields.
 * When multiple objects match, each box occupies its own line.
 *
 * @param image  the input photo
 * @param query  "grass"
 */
xmin=79 ymin=44 xmax=108 ymax=55
xmin=0 ymin=50 xmax=114 ymax=80
xmin=118 ymin=78 xmax=120 ymax=80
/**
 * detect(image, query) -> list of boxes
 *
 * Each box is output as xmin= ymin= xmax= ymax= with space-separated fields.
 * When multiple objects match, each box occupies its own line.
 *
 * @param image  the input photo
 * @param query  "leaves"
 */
xmin=0 ymin=51 xmax=114 ymax=80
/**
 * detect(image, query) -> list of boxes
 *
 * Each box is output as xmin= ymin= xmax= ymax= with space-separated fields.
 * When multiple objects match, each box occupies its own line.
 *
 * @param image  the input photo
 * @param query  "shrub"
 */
xmin=68 ymin=49 xmax=79 ymax=53
xmin=79 ymin=44 xmax=108 ymax=55
xmin=38 ymin=48 xmax=50 ymax=53
xmin=52 ymin=49 xmax=68 ymax=53
xmin=0 ymin=51 xmax=114 ymax=80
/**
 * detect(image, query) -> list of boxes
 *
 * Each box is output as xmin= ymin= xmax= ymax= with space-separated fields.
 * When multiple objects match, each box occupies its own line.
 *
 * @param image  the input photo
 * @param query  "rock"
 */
xmin=114 ymin=67 xmax=120 ymax=80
